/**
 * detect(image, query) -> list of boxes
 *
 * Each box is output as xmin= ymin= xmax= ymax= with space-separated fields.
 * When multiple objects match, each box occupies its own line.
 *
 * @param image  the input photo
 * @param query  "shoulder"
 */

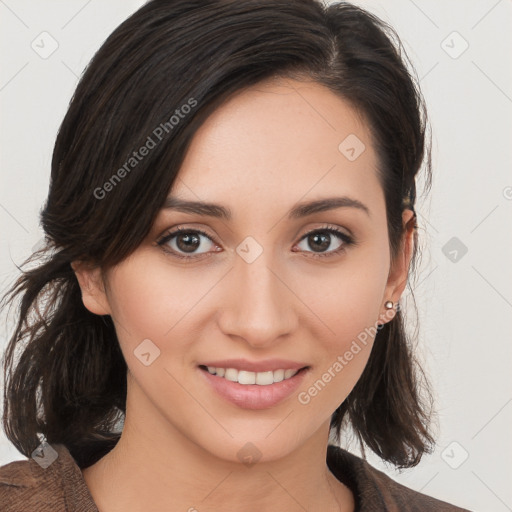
xmin=327 ymin=444 xmax=474 ymax=512
xmin=0 ymin=443 xmax=89 ymax=511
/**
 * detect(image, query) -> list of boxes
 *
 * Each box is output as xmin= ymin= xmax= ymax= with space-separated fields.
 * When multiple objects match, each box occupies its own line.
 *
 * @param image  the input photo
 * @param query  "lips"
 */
xmin=197 ymin=358 xmax=310 ymax=409
xmin=198 ymin=358 xmax=308 ymax=373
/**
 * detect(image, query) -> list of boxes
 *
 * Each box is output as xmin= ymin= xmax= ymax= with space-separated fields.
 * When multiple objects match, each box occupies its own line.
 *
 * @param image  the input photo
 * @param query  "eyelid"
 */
xmin=298 ymin=224 xmax=353 ymax=243
xmin=156 ymin=223 xmax=218 ymax=242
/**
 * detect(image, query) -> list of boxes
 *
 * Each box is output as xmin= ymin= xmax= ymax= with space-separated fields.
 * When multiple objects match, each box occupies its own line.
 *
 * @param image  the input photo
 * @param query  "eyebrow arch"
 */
xmin=288 ymin=196 xmax=370 ymax=219
xmin=161 ymin=195 xmax=370 ymax=220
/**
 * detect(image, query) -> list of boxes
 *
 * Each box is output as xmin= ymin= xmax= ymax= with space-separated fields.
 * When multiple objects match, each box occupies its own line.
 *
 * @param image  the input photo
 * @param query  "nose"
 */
xmin=217 ymin=251 xmax=297 ymax=349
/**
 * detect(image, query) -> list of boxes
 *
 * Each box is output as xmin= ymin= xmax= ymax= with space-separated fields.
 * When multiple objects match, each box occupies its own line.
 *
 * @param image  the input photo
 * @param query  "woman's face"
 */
xmin=75 ymin=77 xmax=413 ymax=463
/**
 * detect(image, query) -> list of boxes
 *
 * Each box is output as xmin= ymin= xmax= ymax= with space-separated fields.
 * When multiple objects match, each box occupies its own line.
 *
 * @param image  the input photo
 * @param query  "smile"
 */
xmin=198 ymin=362 xmax=310 ymax=409
xmin=202 ymin=366 xmax=300 ymax=385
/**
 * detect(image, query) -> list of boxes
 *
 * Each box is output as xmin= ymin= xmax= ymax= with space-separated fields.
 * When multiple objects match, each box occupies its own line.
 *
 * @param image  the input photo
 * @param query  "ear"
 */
xmin=71 ymin=261 xmax=112 ymax=316
xmin=378 ymin=209 xmax=416 ymax=325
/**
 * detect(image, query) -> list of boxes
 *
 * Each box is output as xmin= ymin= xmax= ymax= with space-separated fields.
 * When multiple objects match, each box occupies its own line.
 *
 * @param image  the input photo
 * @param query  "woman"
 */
xmin=0 ymin=0 xmax=473 ymax=510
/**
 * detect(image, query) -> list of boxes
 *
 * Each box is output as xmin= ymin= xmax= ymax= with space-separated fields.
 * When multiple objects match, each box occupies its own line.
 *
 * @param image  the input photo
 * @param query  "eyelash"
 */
xmin=156 ymin=224 xmax=355 ymax=260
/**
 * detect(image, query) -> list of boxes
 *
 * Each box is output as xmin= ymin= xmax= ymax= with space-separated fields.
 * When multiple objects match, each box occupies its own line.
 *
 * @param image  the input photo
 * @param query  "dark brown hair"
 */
xmin=1 ymin=0 xmax=433 ymax=470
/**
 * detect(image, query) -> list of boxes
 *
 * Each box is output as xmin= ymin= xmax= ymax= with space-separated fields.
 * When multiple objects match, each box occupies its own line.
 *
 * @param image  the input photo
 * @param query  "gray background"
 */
xmin=1 ymin=1 xmax=511 ymax=510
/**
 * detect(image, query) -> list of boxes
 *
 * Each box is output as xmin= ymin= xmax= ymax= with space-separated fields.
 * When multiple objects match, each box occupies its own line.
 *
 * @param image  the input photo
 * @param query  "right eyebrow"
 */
xmin=161 ymin=197 xmax=232 ymax=220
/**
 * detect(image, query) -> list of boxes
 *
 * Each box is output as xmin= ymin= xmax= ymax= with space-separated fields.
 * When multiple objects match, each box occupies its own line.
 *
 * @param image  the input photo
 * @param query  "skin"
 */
xmin=73 ymin=76 xmax=415 ymax=512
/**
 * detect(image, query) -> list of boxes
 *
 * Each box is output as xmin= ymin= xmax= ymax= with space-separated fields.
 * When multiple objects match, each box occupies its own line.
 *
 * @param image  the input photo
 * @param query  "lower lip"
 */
xmin=199 ymin=366 xmax=308 ymax=410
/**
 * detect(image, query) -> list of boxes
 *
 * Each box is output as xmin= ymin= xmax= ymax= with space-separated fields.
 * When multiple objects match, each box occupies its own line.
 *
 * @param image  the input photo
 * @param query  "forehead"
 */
xmin=170 ymin=77 xmax=382 ymax=218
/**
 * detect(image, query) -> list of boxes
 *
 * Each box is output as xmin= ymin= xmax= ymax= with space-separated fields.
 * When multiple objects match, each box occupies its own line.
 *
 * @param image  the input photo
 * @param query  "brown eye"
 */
xmin=295 ymin=227 xmax=354 ymax=258
xmin=157 ymin=227 xmax=219 ymax=259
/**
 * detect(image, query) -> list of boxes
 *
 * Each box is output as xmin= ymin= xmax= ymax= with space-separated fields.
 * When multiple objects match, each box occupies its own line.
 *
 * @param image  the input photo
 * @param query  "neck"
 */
xmin=82 ymin=378 xmax=354 ymax=512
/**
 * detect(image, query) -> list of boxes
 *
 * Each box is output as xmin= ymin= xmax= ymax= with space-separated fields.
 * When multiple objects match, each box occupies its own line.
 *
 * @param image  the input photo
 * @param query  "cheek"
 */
xmin=295 ymin=235 xmax=390 ymax=406
xmin=308 ymin=234 xmax=390 ymax=343
xmin=104 ymin=257 xmax=215 ymax=423
xmin=105 ymin=254 xmax=215 ymax=357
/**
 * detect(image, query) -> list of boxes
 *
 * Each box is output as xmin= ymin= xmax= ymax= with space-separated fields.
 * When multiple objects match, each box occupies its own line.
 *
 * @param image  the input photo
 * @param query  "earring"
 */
xmin=384 ymin=300 xmax=394 ymax=309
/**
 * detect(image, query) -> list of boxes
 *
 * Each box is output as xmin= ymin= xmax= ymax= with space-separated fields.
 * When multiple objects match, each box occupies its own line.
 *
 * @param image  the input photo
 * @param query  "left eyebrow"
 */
xmin=288 ymin=196 xmax=370 ymax=219
xmin=161 ymin=195 xmax=371 ymax=220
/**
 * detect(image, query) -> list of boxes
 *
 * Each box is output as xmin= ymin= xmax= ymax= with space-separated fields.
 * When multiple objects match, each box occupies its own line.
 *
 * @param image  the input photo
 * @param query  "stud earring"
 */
xmin=384 ymin=300 xmax=394 ymax=309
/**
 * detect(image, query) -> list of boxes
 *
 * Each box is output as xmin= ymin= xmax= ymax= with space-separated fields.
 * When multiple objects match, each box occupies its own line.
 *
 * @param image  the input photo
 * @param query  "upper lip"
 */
xmin=199 ymin=358 xmax=309 ymax=372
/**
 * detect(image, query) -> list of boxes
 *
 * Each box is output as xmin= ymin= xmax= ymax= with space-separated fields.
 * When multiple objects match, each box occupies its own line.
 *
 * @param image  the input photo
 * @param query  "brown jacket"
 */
xmin=0 ymin=443 xmax=474 ymax=511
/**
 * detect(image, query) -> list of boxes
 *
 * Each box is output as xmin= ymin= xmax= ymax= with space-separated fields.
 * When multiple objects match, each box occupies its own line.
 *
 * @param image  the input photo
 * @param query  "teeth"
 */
xmin=238 ymin=370 xmax=256 ymax=385
xmin=205 ymin=366 xmax=300 ymax=385
xmin=224 ymin=368 xmax=238 ymax=382
xmin=273 ymin=369 xmax=284 ymax=382
xmin=284 ymin=369 xmax=296 ymax=379
xmin=255 ymin=371 xmax=273 ymax=385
